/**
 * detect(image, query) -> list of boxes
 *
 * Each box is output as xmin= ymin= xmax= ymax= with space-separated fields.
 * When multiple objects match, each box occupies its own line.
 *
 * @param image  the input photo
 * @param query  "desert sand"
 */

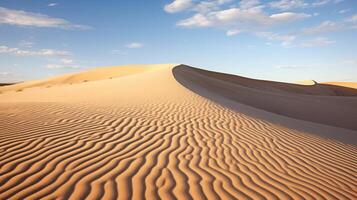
xmin=323 ymin=82 xmax=357 ymax=89
xmin=0 ymin=64 xmax=356 ymax=199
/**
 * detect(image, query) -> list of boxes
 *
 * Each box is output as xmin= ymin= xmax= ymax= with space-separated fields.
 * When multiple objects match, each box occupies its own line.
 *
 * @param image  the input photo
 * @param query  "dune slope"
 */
xmin=0 ymin=64 xmax=356 ymax=199
xmin=173 ymin=65 xmax=357 ymax=132
xmin=323 ymin=82 xmax=357 ymax=89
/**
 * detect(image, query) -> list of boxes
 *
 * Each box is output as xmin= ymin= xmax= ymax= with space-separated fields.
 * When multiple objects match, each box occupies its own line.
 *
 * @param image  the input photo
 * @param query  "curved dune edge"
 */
xmin=172 ymin=65 xmax=357 ymax=139
xmin=323 ymin=82 xmax=357 ymax=89
xmin=0 ymin=64 xmax=356 ymax=199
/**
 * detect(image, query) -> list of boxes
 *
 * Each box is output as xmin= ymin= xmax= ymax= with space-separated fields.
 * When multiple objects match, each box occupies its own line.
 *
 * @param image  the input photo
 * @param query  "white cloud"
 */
xmin=312 ymin=0 xmax=331 ymax=7
xmin=125 ymin=42 xmax=144 ymax=49
xmin=0 ymin=72 xmax=11 ymax=76
xmin=302 ymin=20 xmax=341 ymax=33
xmin=239 ymin=0 xmax=261 ymax=9
xmin=0 ymin=6 xmax=90 ymax=29
xmin=177 ymin=13 xmax=213 ymax=27
xmin=45 ymin=64 xmax=79 ymax=69
xmin=194 ymin=0 xmax=233 ymax=13
xmin=177 ymin=6 xmax=310 ymax=29
xmin=256 ymin=32 xmax=296 ymax=46
xmin=301 ymin=37 xmax=335 ymax=47
xmin=48 ymin=3 xmax=59 ymax=7
xmin=164 ymin=0 xmax=193 ymax=13
xmin=270 ymin=12 xmax=311 ymax=22
xmin=111 ymin=50 xmax=127 ymax=55
xmin=269 ymin=0 xmax=308 ymax=10
xmin=60 ymin=58 xmax=74 ymax=64
xmin=18 ymin=40 xmax=34 ymax=48
xmin=0 ymin=45 xmax=70 ymax=56
xmin=226 ymin=29 xmax=242 ymax=36
xmin=338 ymin=9 xmax=350 ymax=14
xmin=46 ymin=58 xmax=79 ymax=69
xmin=302 ymin=15 xmax=357 ymax=34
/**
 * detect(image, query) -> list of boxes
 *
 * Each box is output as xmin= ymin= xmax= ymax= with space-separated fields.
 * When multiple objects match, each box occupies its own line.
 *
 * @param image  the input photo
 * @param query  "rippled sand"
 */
xmin=0 ymin=64 xmax=356 ymax=199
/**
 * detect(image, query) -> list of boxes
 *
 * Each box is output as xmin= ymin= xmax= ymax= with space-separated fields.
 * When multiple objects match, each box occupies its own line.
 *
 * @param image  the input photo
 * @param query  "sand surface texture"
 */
xmin=0 ymin=64 xmax=356 ymax=199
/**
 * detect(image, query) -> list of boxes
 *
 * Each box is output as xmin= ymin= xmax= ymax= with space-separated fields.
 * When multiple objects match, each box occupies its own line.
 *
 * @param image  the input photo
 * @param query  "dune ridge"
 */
xmin=173 ymin=65 xmax=357 ymax=133
xmin=0 ymin=64 xmax=356 ymax=199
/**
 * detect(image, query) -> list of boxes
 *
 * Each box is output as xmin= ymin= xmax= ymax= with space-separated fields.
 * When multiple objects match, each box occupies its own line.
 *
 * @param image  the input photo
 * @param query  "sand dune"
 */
xmin=0 ymin=64 xmax=356 ymax=199
xmin=173 ymin=65 xmax=357 ymax=132
xmin=0 ymin=64 xmax=153 ymax=93
xmin=323 ymin=82 xmax=357 ymax=89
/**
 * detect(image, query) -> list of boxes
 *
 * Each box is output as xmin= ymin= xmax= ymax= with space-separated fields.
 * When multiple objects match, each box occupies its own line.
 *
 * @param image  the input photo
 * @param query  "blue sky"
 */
xmin=0 ymin=0 xmax=356 ymax=83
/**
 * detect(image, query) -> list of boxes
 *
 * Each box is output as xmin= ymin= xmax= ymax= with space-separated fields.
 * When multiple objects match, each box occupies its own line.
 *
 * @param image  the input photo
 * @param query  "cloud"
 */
xmin=256 ymin=32 xmax=296 ymax=46
xmin=226 ymin=29 xmax=241 ymax=36
xmin=0 ymin=45 xmax=70 ymax=56
xmin=269 ymin=0 xmax=308 ymax=10
xmin=48 ymin=3 xmax=59 ymax=7
xmin=300 ymin=37 xmax=335 ymax=47
xmin=177 ymin=6 xmax=310 ymax=29
xmin=18 ymin=40 xmax=34 ymax=48
xmin=46 ymin=58 xmax=79 ymax=69
xmin=239 ymin=0 xmax=261 ymax=9
xmin=48 ymin=59 xmax=78 ymax=69
xmin=270 ymin=12 xmax=311 ymax=22
xmin=302 ymin=15 xmax=357 ymax=34
xmin=111 ymin=50 xmax=127 ymax=55
xmin=177 ymin=13 xmax=213 ymax=27
xmin=45 ymin=64 xmax=79 ymax=69
xmin=60 ymin=58 xmax=74 ymax=64
xmin=125 ymin=42 xmax=144 ymax=49
xmin=0 ymin=72 xmax=11 ymax=76
xmin=164 ymin=0 xmax=193 ymax=13
xmin=312 ymin=0 xmax=331 ymax=7
xmin=302 ymin=20 xmax=341 ymax=33
xmin=269 ymin=0 xmax=338 ymax=10
xmin=0 ymin=6 xmax=90 ymax=29
xmin=338 ymin=9 xmax=350 ymax=14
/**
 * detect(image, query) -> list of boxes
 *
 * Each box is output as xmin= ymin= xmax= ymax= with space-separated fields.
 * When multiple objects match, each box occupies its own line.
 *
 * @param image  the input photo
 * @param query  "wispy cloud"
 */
xmin=111 ymin=50 xmax=127 ymax=55
xmin=18 ymin=40 xmax=34 ymax=48
xmin=0 ymin=45 xmax=70 ymax=57
xmin=177 ymin=8 xmax=310 ymax=28
xmin=256 ymin=32 xmax=296 ymax=47
xmin=300 ymin=37 xmax=336 ymax=47
xmin=269 ymin=0 xmax=308 ymax=10
xmin=0 ymin=72 xmax=11 ymax=76
xmin=269 ymin=0 xmax=340 ymax=10
xmin=46 ymin=58 xmax=79 ymax=69
xmin=302 ymin=15 xmax=357 ymax=34
xmin=125 ymin=42 xmax=144 ymax=49
xmin=0 ymin=6 xmax=90 ymax=30
xmin=48 ymin=3 xmax=59 ymax=7
xmin=164 ymin=0 xmax=194 ymax=13
xmin=169 ymin=0 xmax=311 ymax=43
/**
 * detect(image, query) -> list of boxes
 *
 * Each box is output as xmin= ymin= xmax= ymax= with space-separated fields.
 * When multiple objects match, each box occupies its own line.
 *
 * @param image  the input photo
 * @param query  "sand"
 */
xmin=0 ymin=64 xmax=356 ymax=199
xmin=323 ymin=82 xmax=357 ymax=89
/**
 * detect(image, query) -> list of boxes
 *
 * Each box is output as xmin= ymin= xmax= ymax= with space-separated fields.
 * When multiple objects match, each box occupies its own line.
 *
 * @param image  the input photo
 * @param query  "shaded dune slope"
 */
xmin=0 ymin=64 xmax=356 ymax=199
xmin=173 ymin=65 xmax=357 ymax=132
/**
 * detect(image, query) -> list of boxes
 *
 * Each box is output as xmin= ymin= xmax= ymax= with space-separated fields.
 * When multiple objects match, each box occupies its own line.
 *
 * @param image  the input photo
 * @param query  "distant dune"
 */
xmin=0 ymin=64 xmax=356 ymax=199
xmin=323 ymin=81 xmax=357 ymax=89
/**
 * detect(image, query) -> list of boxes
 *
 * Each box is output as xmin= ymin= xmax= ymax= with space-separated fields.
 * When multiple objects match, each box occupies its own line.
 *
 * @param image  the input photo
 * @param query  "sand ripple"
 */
xmin=0 ymin=65 xmax=356 ymax=199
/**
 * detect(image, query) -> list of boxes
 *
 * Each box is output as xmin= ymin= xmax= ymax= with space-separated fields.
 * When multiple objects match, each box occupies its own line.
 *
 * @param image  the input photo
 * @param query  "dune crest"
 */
xmin=0 ymin=64 xmax=356 ymax=199
xmin=323 ymin=82 xmax=357 ymax=89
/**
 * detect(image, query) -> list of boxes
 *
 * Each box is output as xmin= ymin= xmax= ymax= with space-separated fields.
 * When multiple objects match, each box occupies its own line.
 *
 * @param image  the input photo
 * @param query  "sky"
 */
xmin=0 ymin=0 xmax=356 ymax=83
